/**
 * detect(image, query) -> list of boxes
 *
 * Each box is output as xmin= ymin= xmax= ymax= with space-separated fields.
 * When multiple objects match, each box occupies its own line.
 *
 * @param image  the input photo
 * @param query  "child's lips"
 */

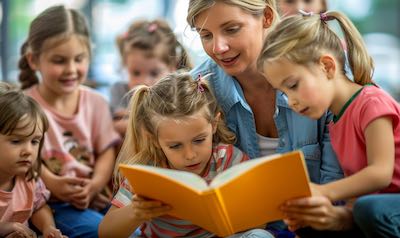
xmin=186 ymin=163 xmax=201 ymax=170
xmin=17 ymin=160 xmax=32 ymax=166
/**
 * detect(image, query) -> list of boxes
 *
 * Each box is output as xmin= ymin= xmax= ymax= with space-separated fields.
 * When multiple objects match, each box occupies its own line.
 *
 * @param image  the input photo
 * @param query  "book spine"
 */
xmin=201 ymin=190 xmax=231 ymax=237
xmin=213 ymin=188 xmax=234 ymax=235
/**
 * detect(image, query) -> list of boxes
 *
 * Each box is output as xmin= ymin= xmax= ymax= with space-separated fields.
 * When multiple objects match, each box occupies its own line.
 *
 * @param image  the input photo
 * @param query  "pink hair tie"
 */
xmin=320 ymin=12 xmax=329 ymax=23
xmin=196 ymin=74 xmax=205 ymax=93
xmin=148 ymin=23 xmax=158 ymax=33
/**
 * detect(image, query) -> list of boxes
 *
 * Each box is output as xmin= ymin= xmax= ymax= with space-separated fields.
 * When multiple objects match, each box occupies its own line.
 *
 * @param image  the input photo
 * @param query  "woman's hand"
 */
xmin=130 ymin=195 xmax=172 ymax=223
xmin=281 ymin=195 xmax=354 ymax=231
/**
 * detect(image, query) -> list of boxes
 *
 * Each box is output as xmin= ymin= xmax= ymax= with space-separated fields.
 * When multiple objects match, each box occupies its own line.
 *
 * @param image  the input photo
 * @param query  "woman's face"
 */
xmin=194 ymin=1 xmax=271 ymax=78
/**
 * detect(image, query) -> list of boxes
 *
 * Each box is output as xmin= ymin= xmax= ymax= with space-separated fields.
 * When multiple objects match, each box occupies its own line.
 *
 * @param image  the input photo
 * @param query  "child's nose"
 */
xmin=21 ymin=143 xmax=33 ymax=157
xmin=184 ymin=146 xmax=196 ymax=161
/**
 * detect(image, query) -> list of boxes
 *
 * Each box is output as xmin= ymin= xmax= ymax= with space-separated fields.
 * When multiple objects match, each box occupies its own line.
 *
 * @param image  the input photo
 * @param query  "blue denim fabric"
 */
xmin=353 ymin=194 xmax=400 ymax=238
xmin=227 ymin=229 xmax=275 ymax=238
xmin=49 ymin=202 xmax=104 ymax=238
xmin=191 ymin=58 xmax=343 ymax=184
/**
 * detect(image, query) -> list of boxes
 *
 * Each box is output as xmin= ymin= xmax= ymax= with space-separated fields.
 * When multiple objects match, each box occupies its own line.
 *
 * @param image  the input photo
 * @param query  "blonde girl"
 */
xmin=277 ymin=0 xmax=327 ymax=16
xmin=99 ymin=72 xmax=274 ymax=238
xmin=0 ymin=83 xmax=65 ymax=238
xmin=18 ymin=5 xmax=120 ymax=238
xmin=111 ymin=19 xmax=192 ymax=136
xmin=257 ymin=10 xmax=400 ymax=237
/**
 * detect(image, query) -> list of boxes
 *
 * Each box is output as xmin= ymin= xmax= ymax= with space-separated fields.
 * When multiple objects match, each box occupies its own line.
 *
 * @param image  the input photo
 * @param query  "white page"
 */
xmin=209 ymin=154 xmax=281 ymax=188
xmin=132 ymin=165 xmax=209 ymax=190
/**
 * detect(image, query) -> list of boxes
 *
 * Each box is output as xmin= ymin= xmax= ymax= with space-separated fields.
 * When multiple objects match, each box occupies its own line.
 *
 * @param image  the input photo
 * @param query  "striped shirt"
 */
xmin=112 ymin=143 xmax=249 ymax=237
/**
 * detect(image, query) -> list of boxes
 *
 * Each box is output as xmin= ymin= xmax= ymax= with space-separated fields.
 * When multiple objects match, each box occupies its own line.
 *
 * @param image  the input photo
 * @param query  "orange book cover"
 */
xmin=119 ymin=150 xmax=311 ymax=237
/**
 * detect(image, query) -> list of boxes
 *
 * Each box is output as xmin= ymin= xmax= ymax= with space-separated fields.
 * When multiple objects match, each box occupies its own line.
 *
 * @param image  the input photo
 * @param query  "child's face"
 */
xmin=279 ymin=0 xmax=325 ymax=16
xmin=194 ymin=1 xmax=269 ymax=79
xmin=125 ymin=48 xmax=171 ymax=89
xmin=157 ymin=111 xmax=216 ymax=176
xmin=0 ymin=116 xmax=43 ymax=180
xmin=263 ymin=58 xmax=334 ymax=119
xmin=29 ymin=35 xmax=90 ymax=96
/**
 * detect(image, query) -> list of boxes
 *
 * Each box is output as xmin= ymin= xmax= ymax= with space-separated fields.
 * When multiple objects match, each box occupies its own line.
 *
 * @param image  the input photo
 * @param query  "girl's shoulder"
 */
xmin=79 ymin=85 xmax=109 ymax=104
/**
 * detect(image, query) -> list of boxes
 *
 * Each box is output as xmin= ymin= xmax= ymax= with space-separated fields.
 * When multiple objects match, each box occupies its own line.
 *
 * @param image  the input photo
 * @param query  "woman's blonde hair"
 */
xmin=187 ymin=0 xmax=279 ymax=29
xmin=257 ymin=11 xmax=374 ymax=85
xmin=114 ymin=71 xmax=236 ymax=187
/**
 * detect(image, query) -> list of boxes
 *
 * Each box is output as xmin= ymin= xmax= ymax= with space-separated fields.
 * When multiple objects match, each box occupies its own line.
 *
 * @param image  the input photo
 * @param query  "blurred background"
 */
xmin=1 ymin=0 xmax=399 ymax=100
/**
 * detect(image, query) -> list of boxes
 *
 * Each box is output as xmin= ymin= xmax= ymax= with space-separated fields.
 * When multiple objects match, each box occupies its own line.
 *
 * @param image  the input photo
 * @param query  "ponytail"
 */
xmin=18 ymin=42 xmax=39 ymax=90
xmin=328 ymin=12 xmax=374 ymax=85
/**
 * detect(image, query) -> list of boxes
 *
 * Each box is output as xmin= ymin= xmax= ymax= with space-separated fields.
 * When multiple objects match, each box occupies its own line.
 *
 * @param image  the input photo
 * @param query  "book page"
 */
xmin=121 ymin=164 xmax=209 ymax=191
xmin=209 ymin=154 xmax=281 ymax=188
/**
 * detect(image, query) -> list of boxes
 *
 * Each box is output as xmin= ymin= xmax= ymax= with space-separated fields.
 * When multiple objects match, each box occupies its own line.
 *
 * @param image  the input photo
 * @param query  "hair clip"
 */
xmin=298 ymin=9 xmax=313 ymax=16
xmin=196 ymin=74 xmax=205 ymax=93
xmin=118 ymin=31 xmax=129 ymax=41
xmin=148 ymin=23 xmax=158 ymax=33
xmin=320 ymin=12 xmax=332 ymax=23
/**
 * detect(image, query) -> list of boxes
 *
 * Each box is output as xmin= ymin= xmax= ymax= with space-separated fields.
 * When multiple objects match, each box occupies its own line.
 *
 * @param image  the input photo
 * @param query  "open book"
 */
xmin=119 ymin=150 xmax=311 ymax=237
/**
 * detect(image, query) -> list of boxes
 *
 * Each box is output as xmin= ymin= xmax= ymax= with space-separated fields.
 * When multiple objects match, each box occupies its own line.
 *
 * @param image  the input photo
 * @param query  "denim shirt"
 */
xmin=191 ymin=58 xmax=343 ymax=184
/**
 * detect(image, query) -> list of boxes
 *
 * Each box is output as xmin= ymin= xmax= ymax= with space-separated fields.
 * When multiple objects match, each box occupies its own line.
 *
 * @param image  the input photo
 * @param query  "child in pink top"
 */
xmin=0 ymin=83 xmax=64 ymax=238
xmin=18 ymin=5 xmax=120 ymax=238
xmin=257 ymin=10 xmax=400 ymax=238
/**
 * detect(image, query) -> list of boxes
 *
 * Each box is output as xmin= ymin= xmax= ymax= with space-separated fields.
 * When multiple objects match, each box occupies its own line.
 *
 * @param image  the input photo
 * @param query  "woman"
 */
xmin=187 ymin=0 xmax=343 ymax=234
xmin=188 ymin=0 xmax=342 ymax=185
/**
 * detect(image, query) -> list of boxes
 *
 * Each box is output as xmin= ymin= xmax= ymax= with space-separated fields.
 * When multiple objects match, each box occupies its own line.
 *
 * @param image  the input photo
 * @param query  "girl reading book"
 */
xmin=257 ymin=10 xmax=400 ymax=237
xmin=99 ymin=72 xmax=274 ymax=237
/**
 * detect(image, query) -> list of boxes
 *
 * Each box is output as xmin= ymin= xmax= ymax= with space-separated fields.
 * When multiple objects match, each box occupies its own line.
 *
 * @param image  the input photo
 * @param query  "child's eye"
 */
xmin=287 ymin=82 xmax=298 ymax=90
xmin=52 ymin=58 xmax=65 ymax=64
xmin=75 ymin=55 xmax=85 ymax=63
xmin=193 ymin=138 xmax=206 ymax=144
xmin=169 ymin=144 xmax=181 ymax=149
xmin=10 ymin=139 xmax=21 ymax=144
xmin=150 ymin=70 xmax=160 ymax=78
xmin=131 ymin=71 xmax=141 ymax=77
xmin=32 ymin=139 xmax=41 ymax=145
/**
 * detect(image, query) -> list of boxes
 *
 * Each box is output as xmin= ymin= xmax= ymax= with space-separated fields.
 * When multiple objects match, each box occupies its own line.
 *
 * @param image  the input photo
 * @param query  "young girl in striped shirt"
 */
xmin=99 ymin=72 xmax=274 ymax=238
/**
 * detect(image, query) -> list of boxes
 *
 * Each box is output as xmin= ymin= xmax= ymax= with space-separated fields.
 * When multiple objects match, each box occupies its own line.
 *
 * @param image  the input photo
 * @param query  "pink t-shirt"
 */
xmin=26 ymin=85 xmax=121 ymax=178
xmin=329 ymin=85 xmax=400 ymax=193
xmin=0 ymin=177 xmax=49 ymax=225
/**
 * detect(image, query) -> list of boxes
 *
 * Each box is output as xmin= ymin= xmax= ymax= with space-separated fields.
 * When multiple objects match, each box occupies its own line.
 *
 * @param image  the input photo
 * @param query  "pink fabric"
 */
xmin=0 ymin=177 xmax=49 ymax=225
xmin=329 ymin=86 xmax=400 ymax=193
xmin=26 ymin=86 xmax=121 ymax=178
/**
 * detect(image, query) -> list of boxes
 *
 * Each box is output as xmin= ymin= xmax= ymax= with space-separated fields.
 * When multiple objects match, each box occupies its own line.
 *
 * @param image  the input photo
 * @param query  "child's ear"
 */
xmin=319 ymin=55 xmax=336 ymax=79
xmin=26 ymin=52 xmax=38 ymax=70
xmin=212 ymin=112 xmax=221 ymax=134
xmin=263 ymin=6 xmax=274 ymax=28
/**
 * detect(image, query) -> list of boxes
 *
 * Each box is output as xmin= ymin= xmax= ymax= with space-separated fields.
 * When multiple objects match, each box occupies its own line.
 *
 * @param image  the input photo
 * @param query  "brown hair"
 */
xmin=18 ymin=5 xmax=91 ymax=89
xmin=116 ymin=19 xmax=192 ymax=70
xmin=0 ymin=82 xmax=49 ymax=180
